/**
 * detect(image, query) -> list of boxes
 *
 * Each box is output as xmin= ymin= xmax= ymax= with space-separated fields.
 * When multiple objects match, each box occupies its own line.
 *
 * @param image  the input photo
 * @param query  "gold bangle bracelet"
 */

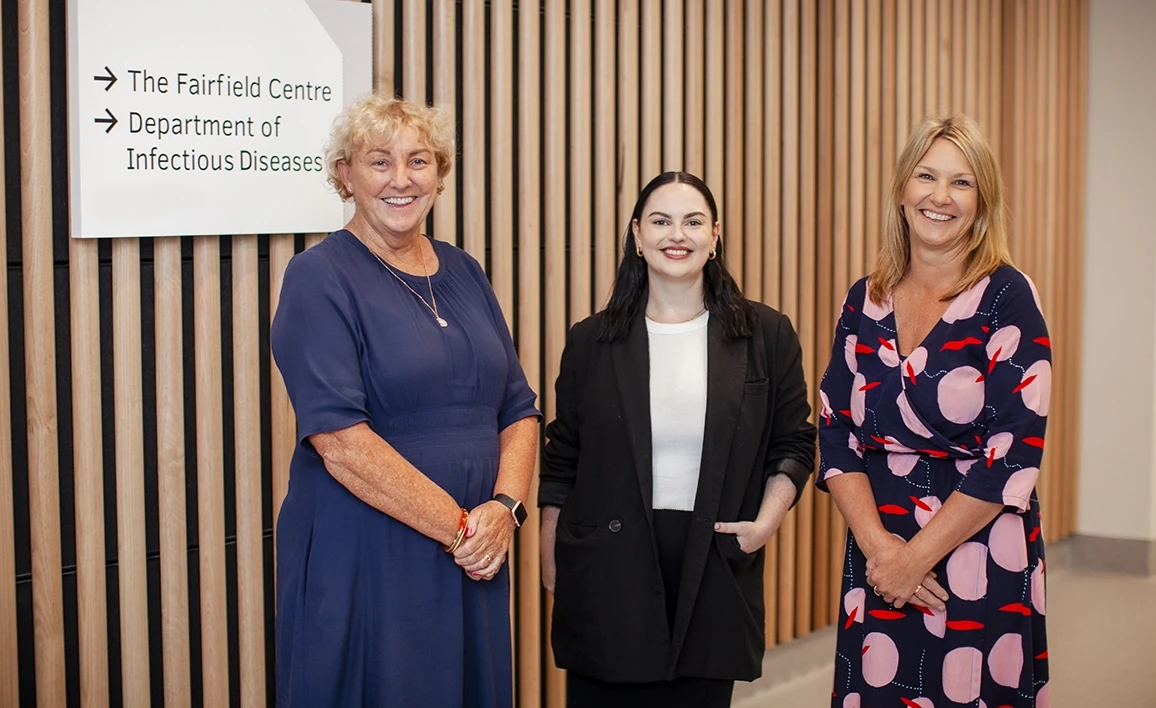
xmin=444 ymin=508 xmax=469 ymax=553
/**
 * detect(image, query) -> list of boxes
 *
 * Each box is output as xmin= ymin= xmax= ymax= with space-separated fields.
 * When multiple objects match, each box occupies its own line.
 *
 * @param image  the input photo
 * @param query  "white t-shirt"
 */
xmin=646 ymin=310 xmax=709 ymax=512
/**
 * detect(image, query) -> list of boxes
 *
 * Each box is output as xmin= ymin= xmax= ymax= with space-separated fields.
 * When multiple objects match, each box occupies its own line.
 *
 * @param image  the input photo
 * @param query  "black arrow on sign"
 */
xmin=93 ymin=66 xmax=117 ymax=91
xmin=94 ymin=108 xmax=118 ymax=133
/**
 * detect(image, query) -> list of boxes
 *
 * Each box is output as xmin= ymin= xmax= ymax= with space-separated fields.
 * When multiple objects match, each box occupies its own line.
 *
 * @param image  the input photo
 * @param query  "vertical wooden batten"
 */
xmin=0 ymin=7 xmax=20 ymax=698
xmin=69 ymin=237 xmax=108 ymax=708
xmin=193 ymin=236 xmax=229 ymax=707
xmin=154 ymin=237 xmax=191 ymax=708
xmin=516 ymin=3 xmax=544 ymax=702
xmin=569 ymin=1 xmax=593 ymax=320
xmin=232 ymin=235 xmax=266 ymax=708
xmin=112 ymin=237 xmax=151 ymax=706
xmin=461 ymin=0 xmax=485 ymax=261
xmin=432 ymin=0 xmax=457 ymax=244
xmin=269 ymin=235 xmax=296 ymax=550
xmin=18 ymin=0 xmax=66 ymax=702
xmin=594 ymin=1 xmax=617 ymax=307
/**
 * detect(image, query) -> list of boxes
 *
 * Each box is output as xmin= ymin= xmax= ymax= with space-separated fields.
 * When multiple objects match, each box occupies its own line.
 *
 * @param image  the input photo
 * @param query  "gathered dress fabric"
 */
xmin=270 ymin=230 xmax=540 ymax=707
xmin=818 ymin=265 xmax=1051 ymax=707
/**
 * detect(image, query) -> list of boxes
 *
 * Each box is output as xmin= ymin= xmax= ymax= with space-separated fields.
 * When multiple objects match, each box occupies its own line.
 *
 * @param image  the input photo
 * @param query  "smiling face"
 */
xmin=632 ymin=182 xmax=721 ymax=286
xmin=338 ymin=124 xmax=440 ymax=244
xmin=901 ymin=137 xmax=980 ymax=259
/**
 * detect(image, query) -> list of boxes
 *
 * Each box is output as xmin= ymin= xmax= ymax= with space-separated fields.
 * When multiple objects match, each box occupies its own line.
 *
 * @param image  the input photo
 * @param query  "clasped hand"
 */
xmin=453 ymin=500 xmax=515 ymax=581
xmin=865 ymin=537 xmax=949 ymax=610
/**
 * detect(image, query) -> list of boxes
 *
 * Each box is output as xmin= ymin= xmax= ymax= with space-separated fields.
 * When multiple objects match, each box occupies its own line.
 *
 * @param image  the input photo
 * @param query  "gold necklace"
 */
xmin=646 ymin=306 xmax=707 ymax=324
xmin=371 ymin=243 xmax=448 ymax=328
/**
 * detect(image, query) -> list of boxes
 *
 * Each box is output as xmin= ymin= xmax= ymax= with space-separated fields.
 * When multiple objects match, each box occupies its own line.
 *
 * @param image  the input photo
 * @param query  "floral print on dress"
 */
xmin=818 ymin=265 xmax=1050 ymax=707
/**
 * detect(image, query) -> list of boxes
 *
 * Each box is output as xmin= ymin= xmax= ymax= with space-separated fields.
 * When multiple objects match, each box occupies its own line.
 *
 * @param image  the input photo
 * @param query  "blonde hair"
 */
xmin=324 ymin=94 xmax=455 ymax=201
xmin=868 ymin=114 xmax=1013 ymax=304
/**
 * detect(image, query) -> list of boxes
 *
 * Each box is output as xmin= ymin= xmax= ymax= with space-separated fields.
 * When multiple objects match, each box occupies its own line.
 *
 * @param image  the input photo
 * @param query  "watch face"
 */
xmin=512 ymin=500 xmax=527 ymax=527
xmin=496 ymin=494 xmax=527 ymax=527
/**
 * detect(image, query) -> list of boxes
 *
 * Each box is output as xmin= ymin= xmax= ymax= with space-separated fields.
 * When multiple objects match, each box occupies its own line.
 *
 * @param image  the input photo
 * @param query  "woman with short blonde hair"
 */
xmin=273 ymin=94 xmax=539 ymax=707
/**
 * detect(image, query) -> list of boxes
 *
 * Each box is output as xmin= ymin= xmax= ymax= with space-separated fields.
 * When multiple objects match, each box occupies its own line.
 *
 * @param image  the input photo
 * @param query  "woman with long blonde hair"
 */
xmin=818 ymin=115 xmax=1051 ymax=707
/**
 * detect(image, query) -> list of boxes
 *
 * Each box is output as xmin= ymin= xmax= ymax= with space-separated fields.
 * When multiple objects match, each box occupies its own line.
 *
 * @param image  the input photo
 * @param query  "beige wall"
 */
xmin=1079 ymin=0 xmax=1156 ymax=541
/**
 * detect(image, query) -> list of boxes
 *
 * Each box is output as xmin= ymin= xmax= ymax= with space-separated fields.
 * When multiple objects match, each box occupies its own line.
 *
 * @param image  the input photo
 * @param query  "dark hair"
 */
xmin=598 ymin=171 xmax=756 ymax=342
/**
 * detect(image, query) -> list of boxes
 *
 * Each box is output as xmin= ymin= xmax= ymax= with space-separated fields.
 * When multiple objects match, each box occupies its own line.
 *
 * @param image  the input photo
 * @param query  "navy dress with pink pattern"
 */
xmin=817 ymin=265 xmax=1050 ymax=708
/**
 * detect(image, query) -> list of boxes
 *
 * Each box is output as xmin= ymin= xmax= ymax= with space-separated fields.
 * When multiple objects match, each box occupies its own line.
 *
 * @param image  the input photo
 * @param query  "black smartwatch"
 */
xmin=493 ymin=493 xmax=527 ymax=528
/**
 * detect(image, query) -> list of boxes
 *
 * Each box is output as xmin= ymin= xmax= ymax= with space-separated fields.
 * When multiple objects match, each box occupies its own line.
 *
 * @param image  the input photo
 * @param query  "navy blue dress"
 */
xmin=271 ymin=230 xmax=540 ymax=707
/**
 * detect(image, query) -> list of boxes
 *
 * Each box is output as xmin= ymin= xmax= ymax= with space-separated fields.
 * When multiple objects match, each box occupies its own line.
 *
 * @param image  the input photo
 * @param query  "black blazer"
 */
xmin=539 ymin=303 xmax=816 ymax=683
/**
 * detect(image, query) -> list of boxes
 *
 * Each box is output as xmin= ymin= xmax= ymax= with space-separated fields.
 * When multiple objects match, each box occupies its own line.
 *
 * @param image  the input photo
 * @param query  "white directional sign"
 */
xmin=68 ymin=0 xmax=371 ymax=239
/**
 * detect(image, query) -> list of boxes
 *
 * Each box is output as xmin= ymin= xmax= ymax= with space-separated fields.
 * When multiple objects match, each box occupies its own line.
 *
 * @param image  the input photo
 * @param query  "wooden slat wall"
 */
xmin=2 ymin=1 xmax=1088 ymax=705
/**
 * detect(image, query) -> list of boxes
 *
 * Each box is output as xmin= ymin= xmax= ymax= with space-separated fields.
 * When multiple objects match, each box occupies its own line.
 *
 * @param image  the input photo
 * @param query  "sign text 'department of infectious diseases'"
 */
xmin=68 ymin=0 xmax=371 ymax=239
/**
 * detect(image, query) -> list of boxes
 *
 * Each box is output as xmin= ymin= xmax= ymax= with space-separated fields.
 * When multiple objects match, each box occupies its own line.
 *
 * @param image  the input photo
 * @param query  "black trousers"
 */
xmin=565 ymin=509 xmax=735 ymax=708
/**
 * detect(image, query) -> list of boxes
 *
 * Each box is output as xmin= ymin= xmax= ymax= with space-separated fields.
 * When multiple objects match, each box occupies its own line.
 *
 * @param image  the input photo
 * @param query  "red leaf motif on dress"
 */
xmin=987 ymin=347 xmax=1002 ymax=374
xmin=855 ymin=342 xmax=876 ymax=354
xmin=946 ymin=620 xmax=985 ymax=630
xmin=917 ymin=449 xmax=949 ymax=459
xmin=878 ymin=504 xmax=909 ymax=515
xmin=941 ymin=336 xmax=983 ymax=351
xmin=845 ymin=606 xmax=858 ymax=629
xmin=1023 ymin=436 xmax=1045 ymax=448
xmin=912 ymin=604 xmax=934 ymax=616
xmin=999 ymin=602 xmax=1032 ymax=616
xmin=1035 ymin=650 xmax=1048 ymax=660
xmin=1012 ymin=374 xmax=1038 ymax=393
xmin=861 ymin=645 xmax=870 ymax=655
xmin=859 ymin=381 xmax=882 ymax=392
xmin=1033 ymin=337 xmax=1051 ymax=347
xmin=901 ymin=698 xmax=923 ymax=708
xmin=868 ymin=609 xmax=907 ymax=620
xmin=1029 ymin=526 xmax=1041 ymax=542
xmin=910 ymin=496 xmax=933 ymax=511
xmin=906 ymin=361 xmax=917 ymax=385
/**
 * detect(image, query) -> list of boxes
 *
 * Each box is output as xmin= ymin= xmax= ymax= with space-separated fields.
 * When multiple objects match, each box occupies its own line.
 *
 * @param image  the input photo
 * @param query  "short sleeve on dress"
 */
xmin=955 ymin=270 xmax=1051 ymax=510
xmin=271 ymin=250 xmax=370 ymax=445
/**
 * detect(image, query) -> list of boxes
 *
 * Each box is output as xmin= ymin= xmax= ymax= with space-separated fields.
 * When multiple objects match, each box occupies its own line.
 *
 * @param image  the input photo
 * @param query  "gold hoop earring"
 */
xmin=636 ymin=244 xmax=644 ymax=258
xmin=708 ymin=248 xmax=717 ymax=260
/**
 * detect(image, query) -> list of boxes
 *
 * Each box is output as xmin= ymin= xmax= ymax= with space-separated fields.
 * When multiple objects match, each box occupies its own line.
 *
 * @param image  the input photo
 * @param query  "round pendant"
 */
xmin=436 ymin=317 xmax=448 ymax=328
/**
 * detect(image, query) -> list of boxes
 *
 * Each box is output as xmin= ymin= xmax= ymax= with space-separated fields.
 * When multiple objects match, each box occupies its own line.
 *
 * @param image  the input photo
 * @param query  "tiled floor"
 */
xmin=732 ymin=565 xmax=1156 ymax=707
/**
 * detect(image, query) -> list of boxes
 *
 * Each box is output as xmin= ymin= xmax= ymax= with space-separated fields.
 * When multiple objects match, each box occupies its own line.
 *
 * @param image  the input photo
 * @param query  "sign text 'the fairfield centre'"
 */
xmin=124 ymin=68 xmax=333 ymax=173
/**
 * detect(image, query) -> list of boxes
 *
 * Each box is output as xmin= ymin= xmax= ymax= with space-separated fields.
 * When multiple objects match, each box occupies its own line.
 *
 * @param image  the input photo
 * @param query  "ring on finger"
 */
xmin=872 ymin=585 xmax=881 ymax=597
xmin=914 ymin=584 xmax=923 ymax=595
xmin=483 ymin=553 xmax=492 ymax=564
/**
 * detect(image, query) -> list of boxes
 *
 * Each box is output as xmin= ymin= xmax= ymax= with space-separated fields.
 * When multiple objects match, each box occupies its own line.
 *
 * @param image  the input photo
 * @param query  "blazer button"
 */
xmin=608 ymin=519 xmax=622 ymax=533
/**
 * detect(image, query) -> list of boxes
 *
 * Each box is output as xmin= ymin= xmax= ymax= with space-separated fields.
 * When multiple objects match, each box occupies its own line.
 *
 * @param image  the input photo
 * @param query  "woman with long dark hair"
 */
xmin=539 ymin=171 xmax=816 ymax=706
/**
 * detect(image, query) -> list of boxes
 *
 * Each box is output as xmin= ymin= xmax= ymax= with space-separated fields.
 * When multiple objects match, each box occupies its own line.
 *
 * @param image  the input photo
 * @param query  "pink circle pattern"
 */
xmin=818 ymin=267 xmax=1050 ymax=707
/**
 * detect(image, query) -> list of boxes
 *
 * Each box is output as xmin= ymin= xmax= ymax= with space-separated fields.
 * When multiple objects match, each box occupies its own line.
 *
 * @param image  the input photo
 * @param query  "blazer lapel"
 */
xmin=612 ymin=313 xmax=656 ymax=527
xmin=669 ymin=316 xmax=747 ymax=664
xmin=692 ymin=316 xmax=747 ymax=520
